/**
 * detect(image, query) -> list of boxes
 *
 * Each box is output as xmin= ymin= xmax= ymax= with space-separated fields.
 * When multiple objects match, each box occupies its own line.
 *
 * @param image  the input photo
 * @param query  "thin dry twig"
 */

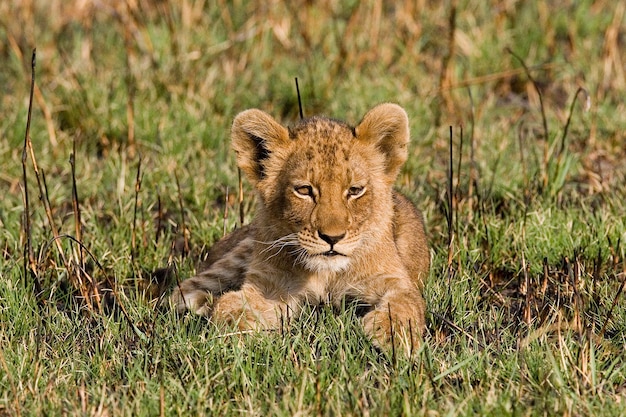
xmin=131 ymin=156 xmax=142 ymax=262
xmin=521 ymin=252 xmax=531 ymax=326
xmin=430 ymin=311 xmax=485 ymax=349
xmin=517 ymin=123 xmax=531 ymax=204
xmin=553 ymin=87 xmax=590 ymax=181
xmin=155 ymin=192 xmax=163 ymax=246
xmin=70 ymin=138 xmax=84 ymax=271
xmin=446 ymin=126 xmax=455 ymax=274
xmin=387 ymin=303 xmax=397 ymax=368
xmin=507 ymin=47 xmax=550 ymax=191
xmin=437 ymin=63 xmax=558 ymax=94
xmin=455 ymin=126 xmax=463 ymax=243
xmin=41 ymin=234 xmax=148 ymax=342
xmin=175 ymin=172 xmax=189 ymax=256
xmin=21 ymin=48 xmax=40 ymax=297
xmin=598 ymin=270 xmax=626 ymax=339
xmin=21 ymin=50 xmax=99 ymax=313
xmin=295 ymin=77 xmax=304 ymax=119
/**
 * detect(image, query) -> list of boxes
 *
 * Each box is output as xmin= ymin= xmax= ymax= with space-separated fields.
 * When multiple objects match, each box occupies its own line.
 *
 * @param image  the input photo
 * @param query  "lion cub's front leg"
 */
xmin=212 ymin=283 xmax=289 ymax=331
xmin=362 ymin=283 xmax=426 ymax=353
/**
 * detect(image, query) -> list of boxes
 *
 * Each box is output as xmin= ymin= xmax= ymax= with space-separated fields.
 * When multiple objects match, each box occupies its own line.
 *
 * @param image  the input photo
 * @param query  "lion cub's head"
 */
xmin=231 ymin=103 xmax=409 ymax=273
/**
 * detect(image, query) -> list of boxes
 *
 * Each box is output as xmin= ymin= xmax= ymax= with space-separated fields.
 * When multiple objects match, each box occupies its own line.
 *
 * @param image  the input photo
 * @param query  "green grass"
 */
xmin=1 ymin=0 xmax=626 ymax=415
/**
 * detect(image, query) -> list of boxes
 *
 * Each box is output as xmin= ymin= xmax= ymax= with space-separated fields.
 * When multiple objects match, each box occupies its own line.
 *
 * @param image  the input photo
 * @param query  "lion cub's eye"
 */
xmin=347 ymin=186 xmax=366 ymax=199
xmin=294 ymin=185 xmax=314 ymax=198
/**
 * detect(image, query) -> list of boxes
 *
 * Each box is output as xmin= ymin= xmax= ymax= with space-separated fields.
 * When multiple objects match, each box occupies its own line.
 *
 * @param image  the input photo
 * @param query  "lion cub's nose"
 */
xmin=318 ymin=231 xmax=346 ymax=246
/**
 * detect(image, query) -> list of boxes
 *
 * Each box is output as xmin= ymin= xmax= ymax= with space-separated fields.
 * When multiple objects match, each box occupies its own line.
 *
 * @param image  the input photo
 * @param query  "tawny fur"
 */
xmin=171 ymin=103 xmax=430 ymax=352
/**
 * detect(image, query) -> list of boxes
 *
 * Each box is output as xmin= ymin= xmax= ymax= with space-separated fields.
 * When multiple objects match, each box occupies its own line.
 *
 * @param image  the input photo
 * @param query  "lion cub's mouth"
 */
xmin=321 ymin=250 xmax=345 ymax=257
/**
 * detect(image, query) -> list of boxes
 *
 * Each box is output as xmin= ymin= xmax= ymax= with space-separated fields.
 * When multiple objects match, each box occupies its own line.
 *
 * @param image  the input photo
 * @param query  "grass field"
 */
xmin=1 ymin=0 xmax=626 ymax=415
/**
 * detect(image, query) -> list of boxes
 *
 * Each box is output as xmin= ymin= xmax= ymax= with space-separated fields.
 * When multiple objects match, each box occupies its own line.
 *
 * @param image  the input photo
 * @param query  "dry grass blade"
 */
xmin=25 ymin=119 xmax=71 ymax=287
xmin=455 ymin=126 xmax=463 ymax=243
xmin=21 ymin=48 xmax=40 ymax=298
xmin=21 ymin=49 xmax=99 ymax=313
xmin=155 ymin=192 xmax=163 ymax=245
xmin=553 ymin=87 xmax=590 ymax=179
xmin=42 ymin=234 xmax=148 ymax=342
xmin=175 ymin=172 xmax=189 ymax=256
xmin=517 ymin=122 xmax=530 ymax=203
xmin=430 ymin=311 xmax=485 ymax=349
xmin=295 ymin=77 xmax=304 ymax=119
xmin=446 ymin=126 xmax=454 ymax=274
xmin=70 ymin=139 xmax=84 ymax=271
xmin=507 ymin=47 xmax=550 ymax=191
xmin=598 ymin=270 xmax=626 ymax=339
xmin=43 ymin=168 xmax=101 ymax=311
xmin=387 ymin=303 xmax=396 ymax=368
xmin=131 ymin=157 xmax=142 ymax=262
xmin=439 ymin=63 xmax=558 ymax=93
xmin=521 ymin=251 xmax=531 ymax=326
xmin=558 ymin=87 xmax=589 ymax=158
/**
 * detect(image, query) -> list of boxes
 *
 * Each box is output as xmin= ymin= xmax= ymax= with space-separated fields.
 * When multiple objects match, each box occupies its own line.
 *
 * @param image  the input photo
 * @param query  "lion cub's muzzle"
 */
xmin=299 ymin=227 xmax=357 ymax=257
xmin=298 ymin=228 xmax=354 ymax=272
xmin=318 ymin=231 xmax=346 ymax=256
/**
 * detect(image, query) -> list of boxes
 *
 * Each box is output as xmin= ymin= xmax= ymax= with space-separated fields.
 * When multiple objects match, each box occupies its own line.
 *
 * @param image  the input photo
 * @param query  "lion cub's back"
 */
xmin=392 ymin=191 xmax=430 ymax=288
xmin=201 ymin=224 xmax=255 ymax=269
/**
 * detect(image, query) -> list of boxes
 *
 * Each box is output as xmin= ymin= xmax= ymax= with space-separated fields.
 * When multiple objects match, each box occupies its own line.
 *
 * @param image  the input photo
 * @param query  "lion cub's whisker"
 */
xmin=257 ymin=234 xmax=299 ymax=261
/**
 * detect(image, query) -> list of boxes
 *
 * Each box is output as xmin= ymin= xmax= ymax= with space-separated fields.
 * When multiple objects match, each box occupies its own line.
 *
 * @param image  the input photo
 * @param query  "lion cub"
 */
xmin=172 ymin=103 xmax=430 ymax=352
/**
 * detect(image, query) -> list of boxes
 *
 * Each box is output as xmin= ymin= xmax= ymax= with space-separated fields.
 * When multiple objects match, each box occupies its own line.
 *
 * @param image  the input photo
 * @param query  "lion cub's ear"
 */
xmin=231 ymin=109 xmax=290 ymax=185
xmin=355 ymin=103 xmax=410 ymax=181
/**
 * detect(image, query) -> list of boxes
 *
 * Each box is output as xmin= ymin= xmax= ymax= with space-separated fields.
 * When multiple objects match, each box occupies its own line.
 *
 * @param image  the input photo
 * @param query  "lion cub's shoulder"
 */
xmin=392 ymin=191 xmax=430 ymax=288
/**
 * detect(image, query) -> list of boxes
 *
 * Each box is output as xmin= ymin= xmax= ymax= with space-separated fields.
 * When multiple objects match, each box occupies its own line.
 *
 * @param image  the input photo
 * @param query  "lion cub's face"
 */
xmin=231 ymin=104 xmax=410 ymax=273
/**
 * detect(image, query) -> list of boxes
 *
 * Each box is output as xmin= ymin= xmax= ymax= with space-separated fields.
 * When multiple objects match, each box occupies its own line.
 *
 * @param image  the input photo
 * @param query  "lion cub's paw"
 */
xmin=362 ymin=309 xmax=423 ymax=355
xmin=170 ymin=284 xmax=214 ymax=316
xmin=211 ymin=291 xmax=260 ymax=330
xmin=213 ymin=289 xmax=287 ymax=332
